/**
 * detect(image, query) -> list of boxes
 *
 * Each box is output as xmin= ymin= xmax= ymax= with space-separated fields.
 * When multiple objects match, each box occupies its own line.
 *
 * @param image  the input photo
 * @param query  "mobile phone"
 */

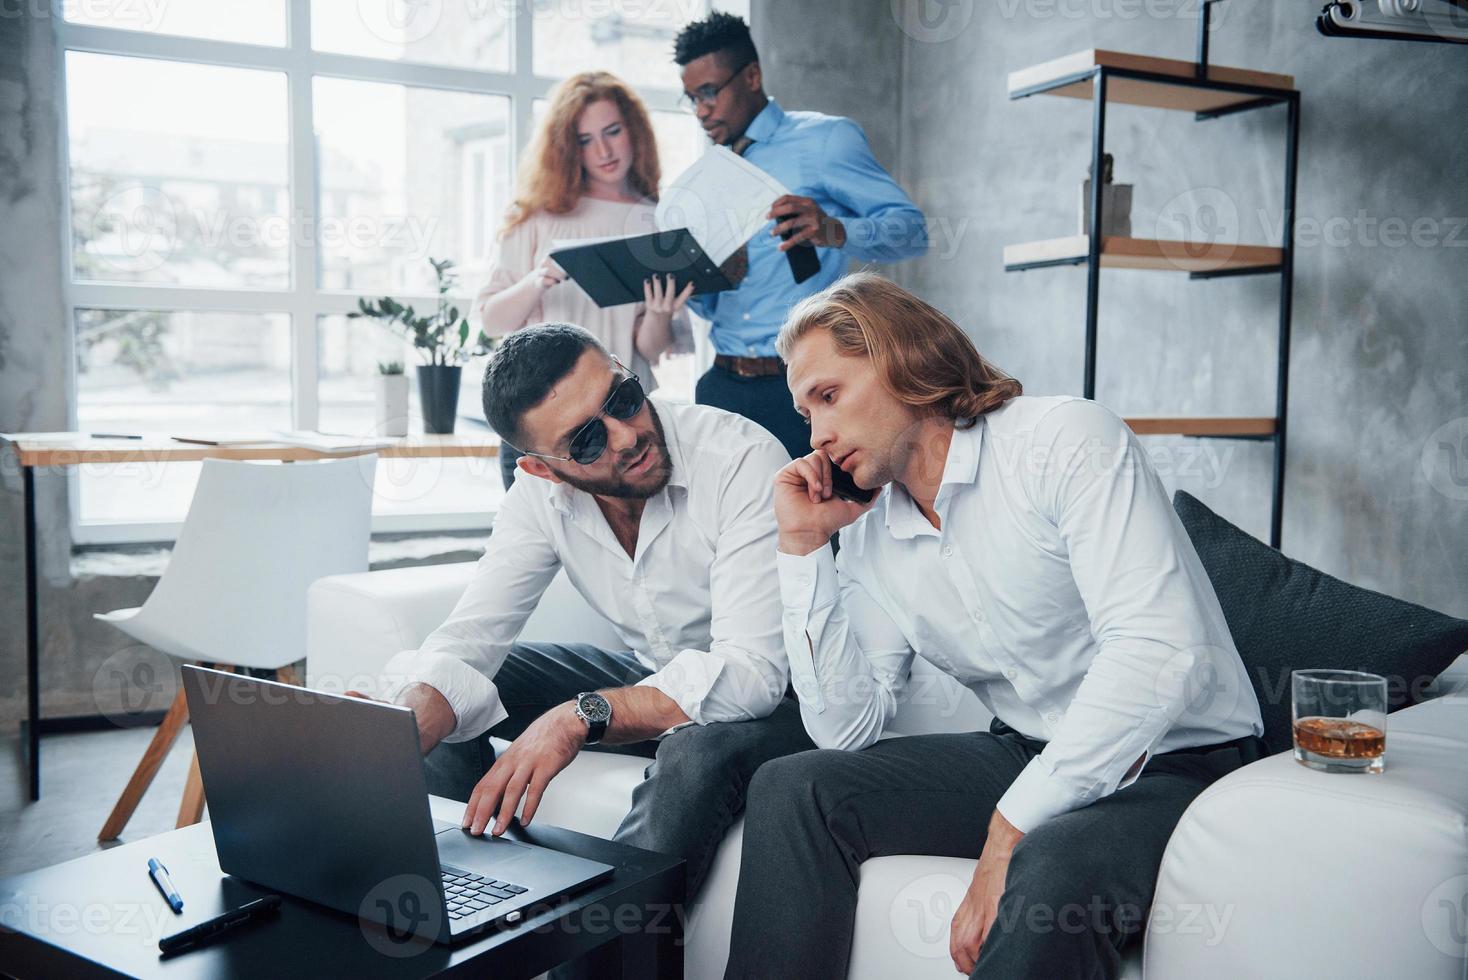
xmin=829 ymin=462 xmax=877 ymax=505
xmin=776 ymin=214 xmax=822 ymax=284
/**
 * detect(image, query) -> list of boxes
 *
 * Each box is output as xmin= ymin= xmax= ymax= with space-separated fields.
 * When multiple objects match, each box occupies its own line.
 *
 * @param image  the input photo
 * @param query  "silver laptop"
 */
xmin=181 ymin=665 xmax=614 ymax=944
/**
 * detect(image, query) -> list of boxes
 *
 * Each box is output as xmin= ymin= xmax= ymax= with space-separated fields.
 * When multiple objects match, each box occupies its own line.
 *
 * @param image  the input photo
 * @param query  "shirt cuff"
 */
xmin=637 ymin=648 xmax=727 ymax=726
xmin=841 ymin=216 xmax=879 ymax=253
xmin=779 ymin=549 xmax=839 ymax=712
xmin=995 ymin=755 xmax=1083 ymax=834
xmin=778 ymin=547 xmax=838 ymax=612
xmin=381 ymin=649 xmax=508 ymax=743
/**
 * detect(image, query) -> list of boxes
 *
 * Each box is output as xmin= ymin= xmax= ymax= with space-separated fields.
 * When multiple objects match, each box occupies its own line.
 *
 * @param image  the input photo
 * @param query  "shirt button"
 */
xmin=1046 ymin=711 xmax=1060 ymax=724
xmin=1004 ymin=667 xmax=1017 ymax=680
xmin=742 ymin=314 xmax=751 ymax=321
xmin=969 ymin=607 xmax=983 ymax=622
xmin=942 ymin=546 xmax=953 ymax=558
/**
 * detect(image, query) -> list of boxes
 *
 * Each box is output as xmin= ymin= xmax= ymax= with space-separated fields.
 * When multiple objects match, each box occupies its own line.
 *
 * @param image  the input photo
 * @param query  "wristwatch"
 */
xmin=574 ymin=691 xmax=612 ymax=745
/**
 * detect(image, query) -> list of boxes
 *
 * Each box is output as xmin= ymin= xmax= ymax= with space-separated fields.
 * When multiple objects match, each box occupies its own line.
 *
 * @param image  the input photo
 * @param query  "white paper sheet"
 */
xmin=655 ymin=146 xmax=789 ymax=265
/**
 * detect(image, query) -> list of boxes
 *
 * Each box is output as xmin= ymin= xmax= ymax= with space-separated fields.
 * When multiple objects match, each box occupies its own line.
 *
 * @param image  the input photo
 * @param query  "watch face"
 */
xmin=578 ymin=694 xmax=612 ymax=724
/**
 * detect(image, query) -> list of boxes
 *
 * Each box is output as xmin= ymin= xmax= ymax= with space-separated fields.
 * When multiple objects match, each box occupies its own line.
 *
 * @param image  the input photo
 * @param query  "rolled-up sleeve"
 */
xmin=819 ymin=119 xmax=928 ymax=265
xmin=637 ymin=438 xmax=790 ymax=724
xmin=382 ymin=483 xmax=561 ymax=742
xmin=995 ymin=400 xmax=1244 ymax=833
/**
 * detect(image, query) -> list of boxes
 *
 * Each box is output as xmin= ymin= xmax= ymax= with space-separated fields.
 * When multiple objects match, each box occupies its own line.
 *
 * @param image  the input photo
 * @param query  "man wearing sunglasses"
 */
xmin=381 ymin=322 xmax=811 ymax=911
xmin=671 ymin=13 xmax=929 ymax=462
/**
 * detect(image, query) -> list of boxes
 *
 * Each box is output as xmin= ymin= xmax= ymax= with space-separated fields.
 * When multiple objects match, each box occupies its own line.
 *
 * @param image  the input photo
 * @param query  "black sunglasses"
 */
xmin=517 ymin=371 xmax=646 ymax=466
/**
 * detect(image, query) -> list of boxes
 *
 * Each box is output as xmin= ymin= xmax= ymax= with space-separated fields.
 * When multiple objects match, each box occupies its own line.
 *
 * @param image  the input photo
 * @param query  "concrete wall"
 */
xmin=1 ymin=10 xmax=76 ymax=729
xmin=757 ymin=0 xmax=1468 ymax=617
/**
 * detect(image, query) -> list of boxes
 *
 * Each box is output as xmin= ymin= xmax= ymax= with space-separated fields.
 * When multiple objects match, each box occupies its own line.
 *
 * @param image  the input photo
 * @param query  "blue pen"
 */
xmin=148 ymin=858 xmax=184 ymax=914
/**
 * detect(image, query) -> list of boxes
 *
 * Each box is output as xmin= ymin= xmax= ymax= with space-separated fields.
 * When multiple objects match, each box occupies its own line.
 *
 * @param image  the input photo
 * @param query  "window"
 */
xmin=61 ymin=0 xmax=746 ymax=542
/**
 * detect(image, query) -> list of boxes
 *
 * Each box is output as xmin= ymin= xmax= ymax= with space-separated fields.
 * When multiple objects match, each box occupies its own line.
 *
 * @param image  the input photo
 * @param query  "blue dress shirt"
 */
xmin=687 ymin=100 xmax=929 ymax=357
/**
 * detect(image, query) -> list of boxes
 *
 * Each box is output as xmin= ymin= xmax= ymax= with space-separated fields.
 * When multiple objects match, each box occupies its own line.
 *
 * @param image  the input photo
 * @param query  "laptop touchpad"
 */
xmin=435 ymin=823 xmax=533 ymax=860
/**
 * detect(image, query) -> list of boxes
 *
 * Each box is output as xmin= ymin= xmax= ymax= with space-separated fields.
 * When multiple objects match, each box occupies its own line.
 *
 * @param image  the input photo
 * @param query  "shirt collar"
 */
xmin=743 ymin=98 xmax=785 ymax=144
xmin=882 ymin=420 xmax=983 ymax=540
xmin=544 ymin=401 xmax=688 ymax=517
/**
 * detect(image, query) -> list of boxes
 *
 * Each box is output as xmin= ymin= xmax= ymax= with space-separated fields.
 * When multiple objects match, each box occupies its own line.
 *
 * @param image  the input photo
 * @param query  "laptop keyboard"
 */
xmin=440 ymin=864 xmax=529 ymax=920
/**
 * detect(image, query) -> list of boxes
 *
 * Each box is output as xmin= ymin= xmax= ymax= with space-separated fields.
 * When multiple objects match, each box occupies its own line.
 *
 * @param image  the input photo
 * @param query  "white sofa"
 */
xmin=308 ymin=562 xmax=1468 ymax=979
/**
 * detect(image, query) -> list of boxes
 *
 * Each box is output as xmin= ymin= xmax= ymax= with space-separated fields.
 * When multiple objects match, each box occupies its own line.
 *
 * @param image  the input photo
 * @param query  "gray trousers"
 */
xmin=724 ymin=718 xmax=1266 ymax=980
xmin=423 ymin=642 xmax=814 ymax=899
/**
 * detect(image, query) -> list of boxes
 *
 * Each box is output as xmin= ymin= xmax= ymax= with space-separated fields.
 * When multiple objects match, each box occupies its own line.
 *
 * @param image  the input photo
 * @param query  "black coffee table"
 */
xmin=0 ymin=796 xmax=685 ymax=979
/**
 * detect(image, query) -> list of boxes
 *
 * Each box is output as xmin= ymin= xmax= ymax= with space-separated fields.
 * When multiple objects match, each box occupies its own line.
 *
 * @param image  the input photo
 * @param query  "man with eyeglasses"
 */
xmin=379 ymin=322 xmax=811 ymax=911
xmin=672 ymin=12 xmax=930 ymax=461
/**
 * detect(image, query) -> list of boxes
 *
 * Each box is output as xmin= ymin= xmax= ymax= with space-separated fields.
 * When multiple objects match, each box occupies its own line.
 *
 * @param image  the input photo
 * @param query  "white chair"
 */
xmin=96 ymin=455 xmax=376 ymax=841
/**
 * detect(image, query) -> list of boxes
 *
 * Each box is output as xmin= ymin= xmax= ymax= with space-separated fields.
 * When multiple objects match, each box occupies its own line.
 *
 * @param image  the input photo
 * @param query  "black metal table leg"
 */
xmin=22 ymin=463 xmax=40 ymax=800
xmin=1083 ymin=67 xmax=1109 ymax=401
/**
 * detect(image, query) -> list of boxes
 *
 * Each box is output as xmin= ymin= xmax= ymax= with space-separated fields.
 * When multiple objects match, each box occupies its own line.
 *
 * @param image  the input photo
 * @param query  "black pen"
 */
xmin=158 ymin=894 xmax=282 ymax=955
xmin=90 ymin=433 xmax=143 ymax=440
xmin=147 ymin=857 xmax=183 ymax=913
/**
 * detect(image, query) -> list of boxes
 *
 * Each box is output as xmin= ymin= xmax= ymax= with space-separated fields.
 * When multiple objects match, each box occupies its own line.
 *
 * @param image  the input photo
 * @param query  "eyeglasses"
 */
xmin=514 ymin=369 xmax=647 ymax=466
xmin=678 ymin=59 xmax=752 ymax=112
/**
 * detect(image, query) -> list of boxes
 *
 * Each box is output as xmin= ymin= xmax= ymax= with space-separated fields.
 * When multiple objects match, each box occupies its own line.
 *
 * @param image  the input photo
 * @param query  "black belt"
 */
xmin=714 ymin=354 xmax=785 ymax=378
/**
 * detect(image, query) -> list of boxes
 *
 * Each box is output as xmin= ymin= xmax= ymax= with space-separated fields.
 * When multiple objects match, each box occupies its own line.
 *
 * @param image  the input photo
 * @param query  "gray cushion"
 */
xmin=1173 ymin=491 xmax=1468 ymax=754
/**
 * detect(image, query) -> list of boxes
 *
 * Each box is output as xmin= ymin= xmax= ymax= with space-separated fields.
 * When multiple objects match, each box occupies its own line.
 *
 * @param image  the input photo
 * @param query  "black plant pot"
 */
xmin=416 ymin=364 xmax=462 ymax=435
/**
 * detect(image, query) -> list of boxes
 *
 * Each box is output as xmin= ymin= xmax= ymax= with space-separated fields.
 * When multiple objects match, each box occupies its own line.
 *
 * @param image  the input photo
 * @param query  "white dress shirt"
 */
xmin=780 ymin=396 xmax=1263 ymax=833
xmin=385 ymin=400 xmax=792 ymax=742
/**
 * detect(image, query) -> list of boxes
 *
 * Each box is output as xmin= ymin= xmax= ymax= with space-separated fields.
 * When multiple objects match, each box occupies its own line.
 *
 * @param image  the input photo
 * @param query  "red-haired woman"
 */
xmin=476 ymin=71 xmax=692 ymax=488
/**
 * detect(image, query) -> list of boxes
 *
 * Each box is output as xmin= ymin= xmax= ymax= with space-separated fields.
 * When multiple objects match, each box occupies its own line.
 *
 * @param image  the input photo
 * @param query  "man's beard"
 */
xmin=546 ymin=403 xmax=673 ymax=500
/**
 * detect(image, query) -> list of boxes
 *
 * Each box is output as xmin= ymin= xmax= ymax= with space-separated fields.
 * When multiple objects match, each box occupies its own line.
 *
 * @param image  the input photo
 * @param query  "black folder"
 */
xmin=550 ymin=228 xmax=732 ymax=309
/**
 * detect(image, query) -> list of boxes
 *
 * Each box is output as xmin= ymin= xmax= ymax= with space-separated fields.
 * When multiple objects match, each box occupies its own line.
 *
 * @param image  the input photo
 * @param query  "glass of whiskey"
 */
xmin=1292 ymin=669 xmax=1387 ymax=773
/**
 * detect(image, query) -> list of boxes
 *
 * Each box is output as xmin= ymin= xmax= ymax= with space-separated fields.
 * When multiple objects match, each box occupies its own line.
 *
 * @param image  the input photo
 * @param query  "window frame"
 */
xmin=59 ymin=0 xmax=741 ymax=545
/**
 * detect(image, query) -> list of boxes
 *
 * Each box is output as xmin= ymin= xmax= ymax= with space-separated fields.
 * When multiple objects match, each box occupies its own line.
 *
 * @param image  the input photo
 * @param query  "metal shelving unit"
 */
xmin=1004 ymin=4 xmax=1300 ymax=547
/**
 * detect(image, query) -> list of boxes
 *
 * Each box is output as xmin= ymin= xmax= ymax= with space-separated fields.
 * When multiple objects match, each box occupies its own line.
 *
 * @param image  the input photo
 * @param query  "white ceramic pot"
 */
xmin=374 ymin=373 xmax=409 ymax=437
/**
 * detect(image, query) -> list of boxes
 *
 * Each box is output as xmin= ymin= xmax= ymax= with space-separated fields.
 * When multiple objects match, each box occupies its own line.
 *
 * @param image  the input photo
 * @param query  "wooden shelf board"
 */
xmin=1009 ymin=49 xmax=1295 ymax=113
xmin=1123 ymin=416 xmax=1277 ymax=438
xmin=1004 ymin=235 xmax=1283 ymax=274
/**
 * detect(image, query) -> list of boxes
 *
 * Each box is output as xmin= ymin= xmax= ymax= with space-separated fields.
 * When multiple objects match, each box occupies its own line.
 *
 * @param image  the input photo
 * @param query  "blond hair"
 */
xmin=776 ymin=272 xmax=1021 ymax=425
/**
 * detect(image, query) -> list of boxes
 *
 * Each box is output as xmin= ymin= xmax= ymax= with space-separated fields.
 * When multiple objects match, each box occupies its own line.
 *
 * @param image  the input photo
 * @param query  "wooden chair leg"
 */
xmin=172 ymin=663 xmax=235 ymax=828
xmin=99 ymin=683 xmax=190 ymax=842
xmin=175 ymin=750 xmax=206 ymax=828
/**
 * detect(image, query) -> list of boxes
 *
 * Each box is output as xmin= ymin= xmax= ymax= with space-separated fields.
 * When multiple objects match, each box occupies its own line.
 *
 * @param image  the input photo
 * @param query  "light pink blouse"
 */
xmin=475 ymin=196 xmax=691 ymax=387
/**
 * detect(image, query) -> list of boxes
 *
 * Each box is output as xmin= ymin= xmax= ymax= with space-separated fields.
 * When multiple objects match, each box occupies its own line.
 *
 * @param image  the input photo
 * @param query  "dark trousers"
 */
xmin=696 ymin=364 xmax=808 ymax=463
xmin=725 ymin=719 xmax=1266 ymax=980
xmin=422 ymin=642 xmax=815 ymax=899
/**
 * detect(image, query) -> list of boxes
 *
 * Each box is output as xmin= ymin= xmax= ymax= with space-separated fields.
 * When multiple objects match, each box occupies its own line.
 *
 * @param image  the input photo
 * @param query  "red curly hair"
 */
xmin=500 ymin=71 xmax=661 ymax=236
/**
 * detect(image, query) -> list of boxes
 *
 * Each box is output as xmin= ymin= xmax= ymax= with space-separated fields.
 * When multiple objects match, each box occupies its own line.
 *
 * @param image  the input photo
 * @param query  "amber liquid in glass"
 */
xmin=1292 ymin=717 xmax=1386 ymax=759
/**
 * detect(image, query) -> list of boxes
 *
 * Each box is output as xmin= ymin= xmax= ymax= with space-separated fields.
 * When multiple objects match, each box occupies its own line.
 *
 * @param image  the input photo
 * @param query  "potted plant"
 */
xmin=350 ymin=258 xmax=492 ymax=434
xmin=374 ymin=360 xmax=409 ymax=437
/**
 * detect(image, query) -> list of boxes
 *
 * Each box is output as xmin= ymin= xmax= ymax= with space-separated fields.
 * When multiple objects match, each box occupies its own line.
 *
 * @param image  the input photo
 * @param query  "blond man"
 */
xmin=723 ymin=273 xmax=1265 ymax=979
